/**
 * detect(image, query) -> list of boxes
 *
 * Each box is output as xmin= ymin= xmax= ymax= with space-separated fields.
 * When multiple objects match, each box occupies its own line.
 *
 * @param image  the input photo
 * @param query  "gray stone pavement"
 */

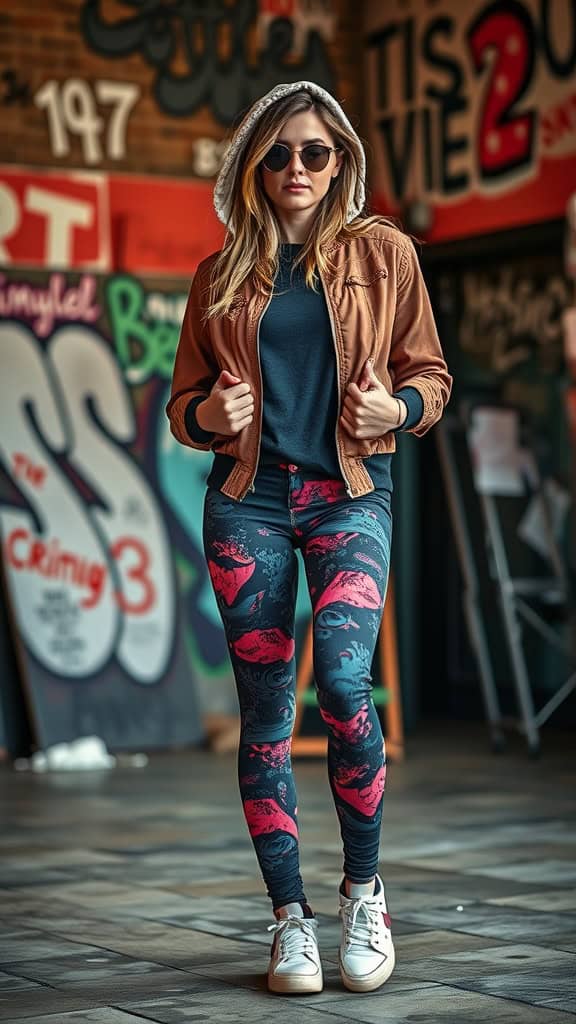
xmin=0 ymin=720 xmax=575 ymax=1023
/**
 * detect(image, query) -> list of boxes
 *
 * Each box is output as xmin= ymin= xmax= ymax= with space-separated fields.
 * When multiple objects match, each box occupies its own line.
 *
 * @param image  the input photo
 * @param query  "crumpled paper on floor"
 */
xmin=13 ymin=735 xmax=148 ymax=772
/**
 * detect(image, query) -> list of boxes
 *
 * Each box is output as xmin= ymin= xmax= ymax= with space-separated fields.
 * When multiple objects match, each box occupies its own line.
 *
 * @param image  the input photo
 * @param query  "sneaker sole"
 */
xmin=338 ymin=944 xmax=395 ymax=992
xmin=268 ymin=969 xmax=324 ymax=994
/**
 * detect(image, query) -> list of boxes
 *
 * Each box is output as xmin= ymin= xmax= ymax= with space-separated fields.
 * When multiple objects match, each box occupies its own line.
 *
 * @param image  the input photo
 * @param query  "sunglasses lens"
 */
xmin=262 ymin=144 xmax=335 ymax=172
xmin=263 ymin=144 xmax=290 ymax=171
xmin=302 ymin=145 xmax=331 ymax=170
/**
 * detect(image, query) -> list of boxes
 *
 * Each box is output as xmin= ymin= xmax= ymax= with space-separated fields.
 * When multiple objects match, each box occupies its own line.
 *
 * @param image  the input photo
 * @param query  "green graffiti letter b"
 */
xmin=107 ymin=277 xmax=153 ymax=384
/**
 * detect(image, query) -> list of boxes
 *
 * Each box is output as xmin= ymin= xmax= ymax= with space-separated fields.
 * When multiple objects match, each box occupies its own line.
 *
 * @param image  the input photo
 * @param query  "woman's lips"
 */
xmin=284 ymin=184 xmax=309 ymax=191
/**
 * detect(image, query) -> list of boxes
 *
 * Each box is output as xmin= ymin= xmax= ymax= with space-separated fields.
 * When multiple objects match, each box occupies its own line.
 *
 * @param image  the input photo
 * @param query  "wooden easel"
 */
xmin=291 ymin=572 xmax=405 ymax=761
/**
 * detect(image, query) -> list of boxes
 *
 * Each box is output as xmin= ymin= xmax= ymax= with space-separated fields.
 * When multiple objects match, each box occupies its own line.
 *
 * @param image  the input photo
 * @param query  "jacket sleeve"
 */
xmin=392 ymin=385 xmax=424 ymax=432
xmin=165 ymin=261 xmax=219 ymax=451
xmin=388 ymin=239 xmax=452 ymax=436
xmin=184 ymin=393 xmax=216 ymax=444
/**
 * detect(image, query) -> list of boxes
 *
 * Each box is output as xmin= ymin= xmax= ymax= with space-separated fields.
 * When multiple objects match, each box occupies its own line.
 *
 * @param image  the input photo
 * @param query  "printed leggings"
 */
xmin=202 ymin=460 xmax=392 ymax=911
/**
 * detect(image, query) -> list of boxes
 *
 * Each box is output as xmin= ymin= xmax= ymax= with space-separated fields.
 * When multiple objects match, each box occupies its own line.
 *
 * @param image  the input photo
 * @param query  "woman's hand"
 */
xmin=196 ymin=370 xmax=254 ymax=435
xmin=340 ymin=358 xmax=406 ymax=439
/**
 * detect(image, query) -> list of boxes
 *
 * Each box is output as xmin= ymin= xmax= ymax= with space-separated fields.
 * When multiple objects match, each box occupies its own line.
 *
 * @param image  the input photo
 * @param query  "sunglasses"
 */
xmin=261 ymin=143 xmax=341 ymax=173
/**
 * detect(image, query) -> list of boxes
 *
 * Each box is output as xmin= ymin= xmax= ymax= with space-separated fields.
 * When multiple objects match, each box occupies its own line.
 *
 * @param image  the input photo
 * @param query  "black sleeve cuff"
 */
xmin=392 ymin=386 xmax=424 ymax=432
xmin=184 ymin=396 xmax=215 ymax=443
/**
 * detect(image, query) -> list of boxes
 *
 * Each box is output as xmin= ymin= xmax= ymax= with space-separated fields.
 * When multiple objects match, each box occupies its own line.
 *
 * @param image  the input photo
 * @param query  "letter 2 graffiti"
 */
xmin=366 ymin=0 xmax=576 ymax=201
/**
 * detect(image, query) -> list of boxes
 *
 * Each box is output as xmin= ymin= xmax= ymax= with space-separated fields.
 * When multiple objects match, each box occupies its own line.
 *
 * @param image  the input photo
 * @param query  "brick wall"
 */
xmin=0 ymin=0 xmax=363 ymax=179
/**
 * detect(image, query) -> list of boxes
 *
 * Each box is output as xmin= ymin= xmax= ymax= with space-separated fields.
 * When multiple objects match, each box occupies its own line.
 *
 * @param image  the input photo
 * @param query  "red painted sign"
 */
xmin=109 ymin=175 xmax=224 ymax=276
xmin=0 ymin=168 xmax=110 ymax=270
xmin=0 ymin=167 xmax=224 ymax=275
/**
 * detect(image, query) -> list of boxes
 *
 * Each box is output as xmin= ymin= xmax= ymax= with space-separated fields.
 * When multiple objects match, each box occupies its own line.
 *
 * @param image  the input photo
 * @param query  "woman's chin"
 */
xmin=273 ymin=194 xmax=319 ymax=214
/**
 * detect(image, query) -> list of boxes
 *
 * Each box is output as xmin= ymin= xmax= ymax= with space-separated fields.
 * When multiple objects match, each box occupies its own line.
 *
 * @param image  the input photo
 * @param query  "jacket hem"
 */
xmin=219 ymin=460 xmax=252 ymax=500
xmin=346 ymin=459 xmax=376 ymax=497
xmin=216 ymin=456 xmax=378 ymax=501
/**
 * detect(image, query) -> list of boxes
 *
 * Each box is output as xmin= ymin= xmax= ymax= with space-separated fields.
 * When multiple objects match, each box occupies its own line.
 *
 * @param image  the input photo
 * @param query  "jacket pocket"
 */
xmin=343 ymin=266 xmax=389 ymax=360
xmin=342 ymin=435 xmax=390 ymax=458
xmin=210 ymin=433 xmax=238 ymax=454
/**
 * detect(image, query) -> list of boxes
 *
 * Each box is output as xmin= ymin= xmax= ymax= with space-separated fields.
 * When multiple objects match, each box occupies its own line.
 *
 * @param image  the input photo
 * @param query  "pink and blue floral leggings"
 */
xmin=202 ymin=460 xmax=392 ymax=911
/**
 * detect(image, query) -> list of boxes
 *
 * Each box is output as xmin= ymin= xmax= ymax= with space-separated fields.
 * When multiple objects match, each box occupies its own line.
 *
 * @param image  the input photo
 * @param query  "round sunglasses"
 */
xmin=261 ymin=143 xmax=341 ymax=173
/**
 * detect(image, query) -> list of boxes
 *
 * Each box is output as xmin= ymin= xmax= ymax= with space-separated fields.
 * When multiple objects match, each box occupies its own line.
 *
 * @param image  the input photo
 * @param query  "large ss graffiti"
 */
xmin=0 ymin=269 xmax=314 ymax=745
xmin=0 ymin=320 xmax=175 ymax=682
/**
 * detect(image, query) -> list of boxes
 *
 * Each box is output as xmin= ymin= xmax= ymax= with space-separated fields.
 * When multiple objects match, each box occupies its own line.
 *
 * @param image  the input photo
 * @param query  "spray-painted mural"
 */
xmin=0 ymin=168 xmax=111 ymax=270
xmin=34 ymin=79 xmax=141 ymax=165
xmin=0 ymin=269 xmax=206 ymax=747
xmin=364 ymin=0 xmax=576 ymax=241
xmin=0 ymin=266 xmax=316 ymax=748
xmin=0 ymin=166 xmax=223 ymax=277
xmin=434 ymin=251 xmax=571 ymax=485
xmin=80 ymin=0 xmax=336 ymax=123
xmin=0 ymin=0 xmax=346 ymax=749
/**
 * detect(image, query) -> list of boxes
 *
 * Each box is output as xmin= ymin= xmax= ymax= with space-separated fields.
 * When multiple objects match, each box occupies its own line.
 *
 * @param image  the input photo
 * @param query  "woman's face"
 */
xmin=259 ymin=109 xmax=342 ymax=220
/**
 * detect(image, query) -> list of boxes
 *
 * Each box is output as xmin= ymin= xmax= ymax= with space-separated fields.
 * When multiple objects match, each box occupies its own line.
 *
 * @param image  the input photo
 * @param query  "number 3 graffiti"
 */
xmin=0 ymin=322 xmax=176 ymax=683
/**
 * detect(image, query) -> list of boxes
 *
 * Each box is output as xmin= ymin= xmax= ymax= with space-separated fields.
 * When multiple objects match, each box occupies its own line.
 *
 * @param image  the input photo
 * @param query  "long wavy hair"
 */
xmin=205 ymin=90 xmax=401 ymax=319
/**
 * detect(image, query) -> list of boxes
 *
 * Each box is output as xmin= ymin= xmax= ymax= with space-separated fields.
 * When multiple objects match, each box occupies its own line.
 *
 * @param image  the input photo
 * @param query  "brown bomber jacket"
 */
xmin=166 ymin=222 xmax=452 ymax=501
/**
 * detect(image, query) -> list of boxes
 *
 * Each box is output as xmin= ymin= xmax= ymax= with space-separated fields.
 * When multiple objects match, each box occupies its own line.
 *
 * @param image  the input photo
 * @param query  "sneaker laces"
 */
xmin=339 ymin=894 xmax=388 ymax=951
xmin=267 ymin=915 xmax=318 ymax=959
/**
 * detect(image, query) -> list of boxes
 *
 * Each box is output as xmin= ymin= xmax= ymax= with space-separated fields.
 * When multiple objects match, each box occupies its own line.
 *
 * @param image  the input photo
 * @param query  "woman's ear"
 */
xmin=332 ymin=149 xmax=344 ymax=179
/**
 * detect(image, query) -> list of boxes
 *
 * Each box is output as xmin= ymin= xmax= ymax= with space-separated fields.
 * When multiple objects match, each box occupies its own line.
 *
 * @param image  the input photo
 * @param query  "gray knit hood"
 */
xmin=213 ymin=80 xmax=366 ymax=232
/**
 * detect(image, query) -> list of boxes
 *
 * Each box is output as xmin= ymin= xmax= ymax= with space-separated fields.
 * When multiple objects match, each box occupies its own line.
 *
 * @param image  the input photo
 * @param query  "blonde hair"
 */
xmin=205 ymin=90 xmax=401 ymax=319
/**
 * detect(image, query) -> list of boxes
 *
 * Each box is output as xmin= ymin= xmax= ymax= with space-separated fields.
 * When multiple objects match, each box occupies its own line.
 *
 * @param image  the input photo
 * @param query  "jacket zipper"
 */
xmin=245 ymin=291 xmax=273 ymax=498
xmin=317 ymin=264 xmax=353 ymax=497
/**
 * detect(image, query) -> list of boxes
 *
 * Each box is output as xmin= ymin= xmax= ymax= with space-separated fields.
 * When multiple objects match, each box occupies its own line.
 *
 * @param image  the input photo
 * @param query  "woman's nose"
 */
xmin=287 ymin=150 xmax=306 ymax=172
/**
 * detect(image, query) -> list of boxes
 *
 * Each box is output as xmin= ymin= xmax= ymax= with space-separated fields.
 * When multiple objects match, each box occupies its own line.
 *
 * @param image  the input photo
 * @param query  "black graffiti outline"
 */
xmin=459 ymin=267 xmax=569 ymax=375
xmin=80 ymin=0 xmax=335 ymax=123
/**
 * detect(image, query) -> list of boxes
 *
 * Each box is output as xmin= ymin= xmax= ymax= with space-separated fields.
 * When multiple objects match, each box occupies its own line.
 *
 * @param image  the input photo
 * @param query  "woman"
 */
xmin=167 ymin=80 xmax=452 ymax=996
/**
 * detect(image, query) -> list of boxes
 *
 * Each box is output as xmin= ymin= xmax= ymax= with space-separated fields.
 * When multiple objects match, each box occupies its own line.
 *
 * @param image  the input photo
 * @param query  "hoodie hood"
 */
xmin=213 ymin=80 xmax=366 ymax=232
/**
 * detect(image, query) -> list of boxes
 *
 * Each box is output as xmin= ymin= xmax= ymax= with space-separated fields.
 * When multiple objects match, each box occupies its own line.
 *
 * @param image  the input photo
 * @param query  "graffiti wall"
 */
xmin=80 ymin=0 xmax=337 ymax=124
xmin=0 ymin=1 xmax=360 ymax=747
xmin=1 ymin=1 xmax=353 ymax=179
xmin=434 ymin=248 xmax=571 ymax=482
xmin=0 ymin=264 xmax=323 ymax=748
xmin=0 ymin=165 xmax=224 ymax=277
xmin=364 ymin=0 xmax=576 ymax=241
xmin=0 ymin=268 xmax=210 ymax=747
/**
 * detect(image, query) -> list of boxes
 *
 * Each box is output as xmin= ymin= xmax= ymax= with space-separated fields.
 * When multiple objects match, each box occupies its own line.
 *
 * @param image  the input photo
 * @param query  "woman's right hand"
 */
xmin=196 ymin=370 xmax=254 ymax=436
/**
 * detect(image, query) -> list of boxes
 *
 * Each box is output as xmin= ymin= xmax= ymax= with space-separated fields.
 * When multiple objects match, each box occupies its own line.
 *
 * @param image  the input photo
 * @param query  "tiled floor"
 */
xmin=1 ymin=720 xmax=575 ymax=1023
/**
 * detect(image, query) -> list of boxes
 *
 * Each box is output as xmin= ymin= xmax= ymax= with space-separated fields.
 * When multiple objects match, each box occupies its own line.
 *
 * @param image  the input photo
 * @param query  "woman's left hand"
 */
xmin=340 ymin=358 xmax=405 ymax=439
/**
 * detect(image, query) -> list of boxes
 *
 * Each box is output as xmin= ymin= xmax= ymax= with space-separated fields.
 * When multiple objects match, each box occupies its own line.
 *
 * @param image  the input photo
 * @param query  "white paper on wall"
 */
xmin=467 ymin=407 xmax=530 ymax=496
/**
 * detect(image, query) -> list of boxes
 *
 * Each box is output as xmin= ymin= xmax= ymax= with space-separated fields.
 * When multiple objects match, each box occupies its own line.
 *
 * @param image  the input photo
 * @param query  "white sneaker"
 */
xmin=338 ymin=873 xmax=395 ymax=991
xmin=267 ymin=913 xmax=323 ymax=994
